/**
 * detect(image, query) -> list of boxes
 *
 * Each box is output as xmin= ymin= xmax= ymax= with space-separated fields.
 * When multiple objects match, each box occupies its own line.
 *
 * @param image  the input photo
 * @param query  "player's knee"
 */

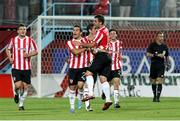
xmin=99 ymin=75 xmax=107 ymax=83
xmin=113 ymin=78 xmax=120 ymax=87
xmin=69 ymin=85 xmax=77 ymax=90
xmin=77 ymin=81 xmax=84 ymax=89
xmin=150 ymin=78 xmax=156 ymax=84
xmin=85 ymin=71 xmax=93 ymax=76
xmin=15 ymin=81 xmax=23 ymax=89
xmin=22 ymin=82 xmax=30 ymax=89
xmin=156 ymin=77 xmax=164 ymax=84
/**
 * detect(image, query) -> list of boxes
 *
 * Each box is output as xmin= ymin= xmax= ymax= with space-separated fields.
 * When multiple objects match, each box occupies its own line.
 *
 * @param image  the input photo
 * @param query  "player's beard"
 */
xmin=19 ymin=34 xmax=26 ymax=39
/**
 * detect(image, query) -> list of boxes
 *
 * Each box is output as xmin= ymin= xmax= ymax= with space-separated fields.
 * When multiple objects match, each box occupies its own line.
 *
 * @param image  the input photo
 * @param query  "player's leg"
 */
xmin=113 ymin=77 xmax=120 ymax=108
xmin=107 ymin=70 xmax=121 ymax=108
xmin=156 ymin=64 xmax=165 ymax=102
xmin=18 ymin=70 xmax=31 ymax=110
xmin=82 ymin=55 xmax=104 ymax=101
xmin=150 ymin=78 xmax=157 ymax=102
xmin=77 ymin=81 xmax=84 ymax=109
xmin=68 ymin=69 xmax=77 ymax=113
xmin=69 ymin=85 xmax=76 ymax=113
xmin=112 ymin=70 xmax=121 ymax=108
xmin=99 ymin=75 xmax=112 ymax=110
xmin=155 ymin=77 xmax=164 ymax=102
xmin=83 ymin=72 xmax=96 ymax=111
xmin=18 ymin=82 xmax=28 ymax=110
xmin=84 ymin=84 xmax=93 ymax=111
xmin=83 ymin=70 xmax=94 ymax=99
xmin=12 ymin=69 xmax=22 ymax=104
xmin=150 ymin=64 xmax=158 ymax=102
xmin=99 ymin=65 xmax=112 ymax=110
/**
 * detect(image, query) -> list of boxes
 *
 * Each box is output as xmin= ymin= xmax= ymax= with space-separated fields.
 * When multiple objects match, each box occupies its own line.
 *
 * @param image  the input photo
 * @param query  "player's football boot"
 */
xmin=101 ymin=92 xmax=106 ymax=100
xmin=153 ymin=97 xmax=156 ymax=102
xmin=156 ymin=98 xmax=160 ymax=102
xmin=70 ymin=108 xmax=75 ymax=113
xmin=14 ymin=94 xmax=19 ymax=104
xmin=86 ymin=104 xmax=93 ymax=112
xmin=77 ymin=99 xmax=82 ymax=109
xmin=102 ymin=101 xmax=112 ymax=110
xmin=114 ymin=103 xmax=120 ymax=108
xmin=19 ymin=106 xmax=25 ymax=111
xmin=82 ymin=95 xmax=95 ymax=102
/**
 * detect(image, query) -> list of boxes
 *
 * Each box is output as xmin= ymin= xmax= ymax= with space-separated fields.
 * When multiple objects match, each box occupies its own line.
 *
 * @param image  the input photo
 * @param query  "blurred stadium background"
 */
xmin=0 ymin=0 xmax=180 ymax=105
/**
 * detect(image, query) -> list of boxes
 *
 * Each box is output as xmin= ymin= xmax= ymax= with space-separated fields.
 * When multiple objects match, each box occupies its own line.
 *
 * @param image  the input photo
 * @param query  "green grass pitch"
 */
xmin=0 ymin=97 xmax=180 ymax=120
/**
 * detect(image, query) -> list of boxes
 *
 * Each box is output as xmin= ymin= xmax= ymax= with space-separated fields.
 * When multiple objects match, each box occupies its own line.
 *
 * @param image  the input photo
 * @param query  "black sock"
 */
xmin=157 ymin=84 xmax=162 ymax=99
xmin=152 ymin=84 xmax=156 ymax=98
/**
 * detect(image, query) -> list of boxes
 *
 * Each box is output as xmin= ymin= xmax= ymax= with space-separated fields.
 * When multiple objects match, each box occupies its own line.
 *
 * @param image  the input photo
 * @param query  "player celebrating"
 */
xmin=82 ymin=23 xmax=98 ymax=111
xmin=66 ymin=25 xmax=89 ymax=113
xmin=75 ymin=15 xmax=112 ymax=110
xmin=6 ymin=24 xmax=38 ymax=110
xmin=108 ymin=29 xmax=122 ymax=108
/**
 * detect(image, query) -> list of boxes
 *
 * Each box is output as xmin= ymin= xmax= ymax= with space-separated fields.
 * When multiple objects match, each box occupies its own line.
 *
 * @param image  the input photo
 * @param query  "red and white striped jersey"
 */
xmin=7 ymin=36 xmax=38 ymax=70
xmin=67 ymin=38 xmax=88 ymax=69
xmin=93 ymin=26 xmax=109 ymax=50
xmin=83 ymin=36 xmax=94 ymax=66
xmin=109 ymin=40 xmax=122 ymax=70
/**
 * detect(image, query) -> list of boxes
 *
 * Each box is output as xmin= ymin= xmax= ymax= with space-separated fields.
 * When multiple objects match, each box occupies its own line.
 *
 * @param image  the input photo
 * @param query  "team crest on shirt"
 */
xmin=69 ymin=79 xmax=73 ymax=84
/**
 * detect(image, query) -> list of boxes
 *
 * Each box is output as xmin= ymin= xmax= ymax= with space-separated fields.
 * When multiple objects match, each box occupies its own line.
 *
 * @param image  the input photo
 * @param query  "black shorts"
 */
xmin=68 ymin=68 xmax=87 ymax=86
xmin=88 ymin=52 xmax=111 ymax=78
xmin=108 ymin=69 xmax=122 ymax=82
xmin=150 ymin=62 xmax=165 ymax=79
xmin=12 ymin=69 xmax=31 ymax=84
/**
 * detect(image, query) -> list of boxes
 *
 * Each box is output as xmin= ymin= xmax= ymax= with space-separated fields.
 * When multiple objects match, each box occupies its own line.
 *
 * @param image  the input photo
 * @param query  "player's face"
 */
xmin=157 ymin=33 xmax=165 ymax=43
xmin=17 ymin=26 xmax=27 ymax=38
xmin=93 ymin=18 xmax=101 ymax=29
xmin=109 ymin=31 xmax=117 ymax=41
xmin=73 ymin=27 xmax=81 ymax=39
xmin=90 ymin=26 xmax=97 ymax=35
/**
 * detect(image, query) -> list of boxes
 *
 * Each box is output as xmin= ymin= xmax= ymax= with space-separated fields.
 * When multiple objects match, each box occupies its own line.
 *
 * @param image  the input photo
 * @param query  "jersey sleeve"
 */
xmin=93 ymin=30 xmax=104 ymax=44
xmin=147 ymin=43 xmax=154 ymax=54
xmin=66 ymin=41 xmax=76 ymax=51
xmin=30 ymin=38 xmax=38 ymax=51
xmin=7 ymin=38 xmax=13 ymax=50
xmin=81 ymin=37 xmax=88 ymax=44
xmin=164 ymin=45 xmax=169 ymax=56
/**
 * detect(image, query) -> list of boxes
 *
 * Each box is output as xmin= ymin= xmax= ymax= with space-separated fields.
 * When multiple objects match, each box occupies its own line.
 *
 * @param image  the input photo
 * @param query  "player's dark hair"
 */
xmin=74 ymin=25 xmax=82 ymax=32
xmin=17 ymin=24 xmax=26 ymax=30
xmin=109 ymin=29 xmax=117 ymax=33
xmin=94 ymin=14 xmax=105 ymax=25
xmin=156 ymin=31 xmax=164 ymax=36
xmin=86 ymin=23 xmax=94 ymax=35
xmin=156 ymin=31 xmax=167 ymax=40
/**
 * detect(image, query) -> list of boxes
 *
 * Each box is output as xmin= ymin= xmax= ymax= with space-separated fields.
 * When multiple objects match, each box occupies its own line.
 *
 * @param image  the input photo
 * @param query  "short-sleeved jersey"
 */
xmin=93 ymin=26 xmax=109 ymax=50
xmin=147 ymin=42 xmax=169 ymax=63
xmin=66 ymin=38 xmax=88 ymax=69
xmin=109 ymin=40 xmax=122 ymax=70
xmin=7 ymin=36 xmax=38 ymax=70
xmin=84 ymin=36 xmax=94 ymax=66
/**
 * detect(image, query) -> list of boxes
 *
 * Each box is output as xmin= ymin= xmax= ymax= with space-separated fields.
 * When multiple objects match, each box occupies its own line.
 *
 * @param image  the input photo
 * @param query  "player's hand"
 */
xmin=66 ymin=58 xmax=70 ymax=64
xmin=165 ymin=62 xmax=171 ymax=71
xmin=23 ymin=51 xmax=30 ymax=58
xmin=73 ymin=41 xmax=82 ymax=46
xmin=157 ymin=54 xmax=165 ymax=59
xmin=91 ymin=48 xmax=98 ymax=54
